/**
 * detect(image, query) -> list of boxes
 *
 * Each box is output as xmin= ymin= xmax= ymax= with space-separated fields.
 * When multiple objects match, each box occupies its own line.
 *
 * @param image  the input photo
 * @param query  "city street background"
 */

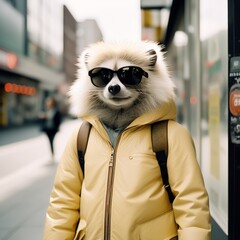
xmin=0 ymin=0 xmax=232 ymax=239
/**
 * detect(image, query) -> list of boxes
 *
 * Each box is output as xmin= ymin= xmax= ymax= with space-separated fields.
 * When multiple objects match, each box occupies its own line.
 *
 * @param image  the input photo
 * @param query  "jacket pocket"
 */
xmin=139 ymin=210 xmax=178 ymax=240
xmin=74 ymin=219 xmax=86 ymax=240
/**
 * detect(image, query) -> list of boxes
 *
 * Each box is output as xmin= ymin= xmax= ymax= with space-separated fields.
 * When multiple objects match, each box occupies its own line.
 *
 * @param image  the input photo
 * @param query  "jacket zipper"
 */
xmin=103 ymin=127 xmax=135 ymax=240
xmin=104 ymin=149 xmax=114 ymax=240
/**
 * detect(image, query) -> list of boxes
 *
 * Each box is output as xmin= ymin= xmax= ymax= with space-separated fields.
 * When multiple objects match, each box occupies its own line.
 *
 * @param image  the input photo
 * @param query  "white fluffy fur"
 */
xmin=69 ymin=40 xmax=175 ymax=128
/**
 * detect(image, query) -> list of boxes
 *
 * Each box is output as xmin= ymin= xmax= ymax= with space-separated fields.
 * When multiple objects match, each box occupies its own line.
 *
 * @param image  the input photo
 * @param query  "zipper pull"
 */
xmin=109 ymin=149 xmax=114 ymax=167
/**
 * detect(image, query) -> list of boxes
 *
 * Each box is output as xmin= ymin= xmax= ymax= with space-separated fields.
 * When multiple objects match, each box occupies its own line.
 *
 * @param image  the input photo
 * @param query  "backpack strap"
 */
xmin=77 ymin=120 xmax=91 ymax=175
xmin=151 ymin=120 xmax=175 ymax=203
xmin=77 ymin=120 xmax=174 ymax=203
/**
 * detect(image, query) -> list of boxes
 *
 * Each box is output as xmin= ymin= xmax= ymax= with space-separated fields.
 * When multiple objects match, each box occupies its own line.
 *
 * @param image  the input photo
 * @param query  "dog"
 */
xmin=69 ymin=40 xmax=175 ymax=129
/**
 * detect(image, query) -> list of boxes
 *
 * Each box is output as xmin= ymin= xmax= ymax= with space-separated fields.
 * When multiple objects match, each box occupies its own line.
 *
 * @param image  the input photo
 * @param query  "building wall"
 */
xmin=76 ymin=19 xmax=103 ymax=55
xmin=0 ymin=0 xmax=25 ymax=55
xmin=0 ymin=0 xmax=64 ymax=127
xmin=27 ymin=0 xmax=63 ymax=71
xmin=63 ymin=5 xmax=77 ymax=85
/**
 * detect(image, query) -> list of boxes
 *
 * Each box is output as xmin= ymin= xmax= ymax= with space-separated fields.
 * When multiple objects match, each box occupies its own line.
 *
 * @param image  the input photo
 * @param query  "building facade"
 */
xmin=63 ymin=5 xmax=77 ymax=86
xmin=76 ymin=19 xmax=103 ymax=55
xmin=0 ymin=0 xmax=64 ymax=127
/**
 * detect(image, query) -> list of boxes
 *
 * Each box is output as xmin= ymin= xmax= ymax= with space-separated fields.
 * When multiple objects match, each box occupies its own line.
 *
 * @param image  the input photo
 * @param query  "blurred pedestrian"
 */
xmin=39 ymin=97 xmax=62 ymax=161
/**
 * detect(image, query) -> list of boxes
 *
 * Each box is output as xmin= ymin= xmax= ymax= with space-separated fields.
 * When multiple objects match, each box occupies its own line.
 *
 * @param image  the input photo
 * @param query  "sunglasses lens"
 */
xmin=118 ymin=67 xmax=145 ymax=85
xmin=89 ymin=68 xmax=113 ymax=87
xmin=89 ymin=66 xmax=148 ymax=87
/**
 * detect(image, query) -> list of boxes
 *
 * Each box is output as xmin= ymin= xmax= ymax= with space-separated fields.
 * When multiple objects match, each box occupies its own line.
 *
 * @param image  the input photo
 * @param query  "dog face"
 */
xmin=69 ymin=41 xmax=175 ymax=128
xmin=90 ymin=58 xmax=143 ymax=110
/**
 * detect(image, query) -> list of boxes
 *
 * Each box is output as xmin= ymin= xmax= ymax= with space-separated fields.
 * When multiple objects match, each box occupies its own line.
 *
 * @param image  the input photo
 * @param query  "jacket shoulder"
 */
xmin=167 ymin=120 xmax=198 ymax=172
xmin=167 ymin=120 xmax=194 ymax=146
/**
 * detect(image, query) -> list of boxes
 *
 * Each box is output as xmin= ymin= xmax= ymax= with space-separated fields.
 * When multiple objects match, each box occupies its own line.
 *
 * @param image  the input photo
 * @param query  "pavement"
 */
xmin=0 ymin=119 xmax=82 ymax=240
xmin=0 ymin=123 xmax=42 ymax=146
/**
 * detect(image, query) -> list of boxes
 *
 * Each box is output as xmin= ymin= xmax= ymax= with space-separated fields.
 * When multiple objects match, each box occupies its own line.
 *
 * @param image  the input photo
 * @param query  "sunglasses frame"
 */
xmin=88 ymin=66 xmax=148 ymax=87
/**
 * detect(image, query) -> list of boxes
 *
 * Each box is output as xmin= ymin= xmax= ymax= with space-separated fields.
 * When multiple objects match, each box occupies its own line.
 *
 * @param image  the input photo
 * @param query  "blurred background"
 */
xmin=0 ymin=0 xmax=234 ymax=239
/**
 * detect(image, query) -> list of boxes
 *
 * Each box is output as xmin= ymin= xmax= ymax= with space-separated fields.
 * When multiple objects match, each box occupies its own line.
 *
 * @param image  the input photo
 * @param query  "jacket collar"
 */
xmin=83 ymin=100 xmax=176 ymax=131
xmin=128 ymin=100 xmax=176 ymax=128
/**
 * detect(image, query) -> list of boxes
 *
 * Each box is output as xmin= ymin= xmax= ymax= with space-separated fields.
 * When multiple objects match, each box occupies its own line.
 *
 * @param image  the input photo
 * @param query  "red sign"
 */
xmin=4 ymin=83 xmax=36 ymax=96
xmin=230 ymin=88 xmax=240 ymax=116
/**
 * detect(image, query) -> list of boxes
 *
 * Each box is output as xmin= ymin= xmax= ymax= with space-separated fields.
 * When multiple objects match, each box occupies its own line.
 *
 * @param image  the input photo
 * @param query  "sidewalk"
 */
xmin=0 ymin=123 xmax=42 ymax=146
xmin=0 ymin=162 xmax=57 ymax=240
xmin=0 ymin=119 xmax=82 ymax=240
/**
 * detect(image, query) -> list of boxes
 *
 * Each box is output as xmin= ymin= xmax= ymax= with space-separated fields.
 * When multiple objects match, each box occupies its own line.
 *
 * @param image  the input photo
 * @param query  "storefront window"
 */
xmin=0 ymin=72 xmax=39 ymax=126
xmin=200 ymin=0 xmax=228 ymax=234
xmin=170 ymin=0 xmax=228 ymax=235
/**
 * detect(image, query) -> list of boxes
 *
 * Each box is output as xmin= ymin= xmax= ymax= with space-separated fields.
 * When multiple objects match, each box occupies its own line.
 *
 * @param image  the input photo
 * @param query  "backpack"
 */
xmin=77 ymin=120 xmax=175 ymax=204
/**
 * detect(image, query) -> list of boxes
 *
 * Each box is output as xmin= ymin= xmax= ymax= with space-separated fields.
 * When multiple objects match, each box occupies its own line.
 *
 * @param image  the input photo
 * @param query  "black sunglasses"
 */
xmin=88 ymin=66 xmax=148 ymax=87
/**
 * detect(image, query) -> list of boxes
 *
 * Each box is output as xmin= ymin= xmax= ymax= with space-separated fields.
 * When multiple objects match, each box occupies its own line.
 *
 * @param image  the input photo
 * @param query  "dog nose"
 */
xmin=108 ymin=84 xmax=121 ymax=95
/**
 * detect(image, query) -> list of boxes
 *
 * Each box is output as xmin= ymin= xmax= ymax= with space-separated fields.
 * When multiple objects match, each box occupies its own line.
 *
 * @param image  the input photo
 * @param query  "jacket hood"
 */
xmin=130 ymin=99 xmax=176 ymax=127
xmin=83 ymin=99 xmax=176 ymax=130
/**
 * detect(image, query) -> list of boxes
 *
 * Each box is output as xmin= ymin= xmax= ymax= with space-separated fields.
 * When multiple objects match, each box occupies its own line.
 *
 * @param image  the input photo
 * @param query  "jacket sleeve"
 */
xmin=167 ymin=120 xmax=211 ymax=240
xmin=43 ymin=129 xmax=83 ymax=240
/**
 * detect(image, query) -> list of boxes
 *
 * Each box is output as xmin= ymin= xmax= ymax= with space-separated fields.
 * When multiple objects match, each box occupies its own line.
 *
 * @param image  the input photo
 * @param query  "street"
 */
xmin=0 ymin=119 xmax=81 ymax=240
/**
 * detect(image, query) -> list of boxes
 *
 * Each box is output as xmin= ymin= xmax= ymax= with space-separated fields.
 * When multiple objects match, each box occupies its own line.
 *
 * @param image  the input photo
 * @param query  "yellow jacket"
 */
xmin=43 ymin=101 xmax=211 ymax=240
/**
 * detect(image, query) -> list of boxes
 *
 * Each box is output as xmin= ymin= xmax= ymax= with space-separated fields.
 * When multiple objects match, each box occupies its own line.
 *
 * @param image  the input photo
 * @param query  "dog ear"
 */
xmin=147 ymin=49 xmax=157 ymax=67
